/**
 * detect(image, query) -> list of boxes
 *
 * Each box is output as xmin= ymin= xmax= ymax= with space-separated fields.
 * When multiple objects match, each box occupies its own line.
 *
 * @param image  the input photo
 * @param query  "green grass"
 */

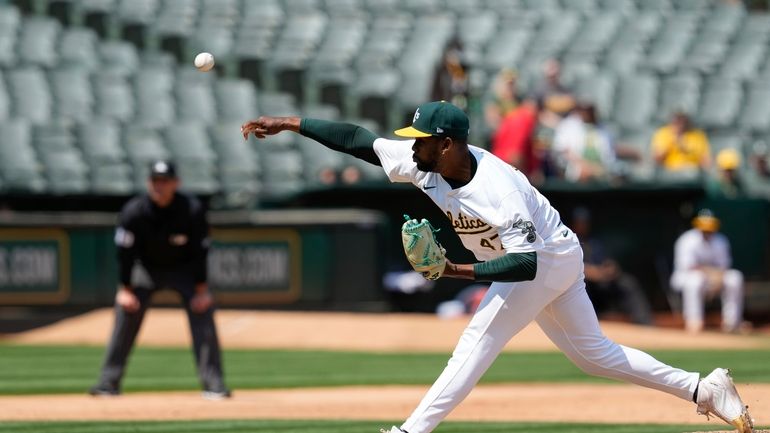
xmin=0 ymin=344 xmax=768 ymax=394
xmin=0 ymin=420 xmax=741 ymax=433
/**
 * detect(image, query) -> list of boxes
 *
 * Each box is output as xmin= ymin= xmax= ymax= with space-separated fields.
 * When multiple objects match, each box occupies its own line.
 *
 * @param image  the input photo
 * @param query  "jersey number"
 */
xmin=480 ymin=234 xmax=500 ymax=251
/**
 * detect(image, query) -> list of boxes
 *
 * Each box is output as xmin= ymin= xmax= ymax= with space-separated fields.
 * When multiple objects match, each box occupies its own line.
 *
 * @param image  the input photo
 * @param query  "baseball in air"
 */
xmin=194 ymin=52 xmax=215 ymax=72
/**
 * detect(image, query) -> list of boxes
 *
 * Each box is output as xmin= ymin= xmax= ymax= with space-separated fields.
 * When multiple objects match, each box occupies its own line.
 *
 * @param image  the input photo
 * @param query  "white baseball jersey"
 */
xmin=373 ymin=138 xmax=576 ymax=261
xmin=673 ymin=228 xmax=732 ymax=271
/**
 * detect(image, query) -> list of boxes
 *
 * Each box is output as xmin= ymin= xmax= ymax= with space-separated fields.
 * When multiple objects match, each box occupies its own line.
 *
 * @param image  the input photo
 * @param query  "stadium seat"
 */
xmin=17 ymin=16 xmax=61 ymax=67
xmin=99 ymin=40 xmax=139 ymax=76
xmin=133 ymin=66 xmax=175 ymax=127
xmin=7 ymin=66 xmax=53 ymax=124
xmin=175 ymin=67 xmax=218 ymax=123
xmin=91 ymin=161 xmax=134 ymax=194
xmin=573 ymin=72 xmax=616 ymax=121
xmin=0 ymin=5 xmax=21 ymax=67
xmin=738 ymin=80 xmax=770 ymax=133
xmin=58 ymin=27 xmax=100 ymax=70
xmin=40 ymin=150 xmax=90 ymax=194
xmin=122 ymin=124 xmax=170 ymax=163
xmin=612 ymin=73 xmax=658 ymax=132
xmin=656 ymin=73 xmax=701 ymax=123
xmin=78 ymin=117 xmax=125 ymax=164
xmin=0 ymin=71 xmax=9 ymax=120
xmin=50 ymin=66 xmax=94 ymax=122
xmin=215 ymin=78 xmax=259 ymax=121
xmin=643 ymin=13 xmax=698 ymax=74
xmin=697 ymin=78 xmax=743 ymax=130
xmin=720 ymin=42 xmax=767 ymax=80
xmin=482 ymin=28 xmax=532 ymax=75
xmin=0 ymin=119 xmax=47 ymax=192
xmin=260 ymin=148 xmax=306 ymax=200
xmin=164 ymin=121 xmax=217 ymax=164
xmin=93 ymin=69 xmax=134 ymax=122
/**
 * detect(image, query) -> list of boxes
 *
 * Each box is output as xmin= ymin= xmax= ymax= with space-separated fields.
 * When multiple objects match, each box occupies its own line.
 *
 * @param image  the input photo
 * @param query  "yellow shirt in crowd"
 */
xmin=651 ymin=125 xmax=711 ymax=170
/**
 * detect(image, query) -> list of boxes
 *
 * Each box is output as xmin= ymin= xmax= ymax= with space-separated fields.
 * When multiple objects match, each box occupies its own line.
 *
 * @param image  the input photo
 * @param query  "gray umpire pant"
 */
xmin=95 ymin=264 xmax=226 ymax=392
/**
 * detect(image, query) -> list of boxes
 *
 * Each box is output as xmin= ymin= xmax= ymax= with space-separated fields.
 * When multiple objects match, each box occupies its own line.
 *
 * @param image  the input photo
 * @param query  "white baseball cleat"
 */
xmin=696 ymin=368 xmax=754 ymax=433
xmin=379 ymin=426 xmax=406 ymax=433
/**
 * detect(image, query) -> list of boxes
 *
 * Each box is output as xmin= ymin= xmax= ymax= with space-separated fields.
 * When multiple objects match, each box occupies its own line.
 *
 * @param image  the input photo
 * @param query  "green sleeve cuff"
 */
xmin=473 ymin=252 xmax=537 ymax=282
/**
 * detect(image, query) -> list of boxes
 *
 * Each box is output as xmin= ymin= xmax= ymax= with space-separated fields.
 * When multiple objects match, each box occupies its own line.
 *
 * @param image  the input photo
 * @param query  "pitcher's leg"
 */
xmin=400 ymin=279 xmax=564 ymax=433
xmin=535 ymin=281 xmax=699 ymax=401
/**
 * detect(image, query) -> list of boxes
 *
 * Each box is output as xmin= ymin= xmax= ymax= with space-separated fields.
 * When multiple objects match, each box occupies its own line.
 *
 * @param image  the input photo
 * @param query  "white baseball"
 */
xmin=194 ymin=52 xmax=215 ymax=72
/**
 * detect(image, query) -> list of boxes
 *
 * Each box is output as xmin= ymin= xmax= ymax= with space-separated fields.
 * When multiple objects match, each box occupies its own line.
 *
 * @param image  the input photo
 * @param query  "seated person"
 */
xmin=571 ymin=207 xmax=653 ymax=325
xmin=670 ymin=209 xmax=745 ymax=333
xmin=651 ymin=112 xmax=711 ymax=174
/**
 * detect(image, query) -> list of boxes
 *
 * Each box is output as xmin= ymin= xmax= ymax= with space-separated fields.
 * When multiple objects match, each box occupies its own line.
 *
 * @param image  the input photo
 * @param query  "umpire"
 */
xmin=89 ymin=160 xmax=230 ymax=400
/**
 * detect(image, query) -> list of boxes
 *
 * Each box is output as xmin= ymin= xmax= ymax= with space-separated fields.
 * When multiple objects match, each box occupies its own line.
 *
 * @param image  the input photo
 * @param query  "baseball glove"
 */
xmin=401 ymin=215 xmax=446 ymax=280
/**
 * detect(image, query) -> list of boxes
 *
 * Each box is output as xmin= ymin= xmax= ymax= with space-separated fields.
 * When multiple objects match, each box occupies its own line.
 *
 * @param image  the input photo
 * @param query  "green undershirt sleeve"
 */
xmin=473 ymin=251 xmax=537 ymax=282
xmin=299 ymin=118 xmax=381 ymax=166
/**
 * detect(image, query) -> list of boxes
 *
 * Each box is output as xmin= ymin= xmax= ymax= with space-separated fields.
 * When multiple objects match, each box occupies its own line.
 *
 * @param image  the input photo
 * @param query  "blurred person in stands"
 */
xmin=431 ymin=37 xmax=469 ymax=110
xmin=707 ymin=148 xmax=745 ymax=198
xmin=490 ymin=95 xmax=543 ymax=182
xmin=651 ymin=111 xmax=711 ymax=174
xmin=571 ymin=207 xmax=653 ymax=325
xmin=89 ymin=160 xmax=230 ymax=400
xmin=552 ymin=102 xmax=617 ymax=183
xmin=671 ymin=209 xmax=745 ymax=334
xmin=483 ymin=68 xmax=519 ymax=139
xmin=533 ymin=58 xmax=576 ymax=129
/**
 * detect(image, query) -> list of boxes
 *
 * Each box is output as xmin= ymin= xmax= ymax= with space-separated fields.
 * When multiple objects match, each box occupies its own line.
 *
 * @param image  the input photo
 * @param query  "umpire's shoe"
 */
xmin=88 ymin=383 xmax=120 ymax=396
xmin=202 ymin=387 xmax=232 ymax=401
xmin=696 ymin=368 xmax=754 ymax=433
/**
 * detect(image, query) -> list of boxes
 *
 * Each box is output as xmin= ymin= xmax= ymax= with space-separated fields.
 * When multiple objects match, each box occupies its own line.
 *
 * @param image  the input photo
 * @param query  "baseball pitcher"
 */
xmin=241 ymin=101 xmax=753 ymax=433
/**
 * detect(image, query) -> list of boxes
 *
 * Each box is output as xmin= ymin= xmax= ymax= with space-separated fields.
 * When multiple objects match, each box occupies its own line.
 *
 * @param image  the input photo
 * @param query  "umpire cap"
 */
xmin=148 ymin=160 xmax=178 ymax=179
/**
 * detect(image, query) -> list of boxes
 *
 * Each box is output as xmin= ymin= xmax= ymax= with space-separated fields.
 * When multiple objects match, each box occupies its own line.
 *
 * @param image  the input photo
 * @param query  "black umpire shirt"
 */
xmin=115 ymin=192 xmax=209 ymax=287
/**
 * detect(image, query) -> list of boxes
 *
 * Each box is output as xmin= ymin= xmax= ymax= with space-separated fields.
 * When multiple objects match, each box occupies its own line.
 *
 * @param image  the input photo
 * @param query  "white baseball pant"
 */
xmin=401 ymin=246 xmax=700 ymax=433
xmin=670 ymin=269 xmax=744 ymax=331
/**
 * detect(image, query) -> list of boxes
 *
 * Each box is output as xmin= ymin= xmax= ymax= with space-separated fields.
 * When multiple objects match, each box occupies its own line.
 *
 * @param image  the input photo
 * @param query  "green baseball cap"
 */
xmin=395 ymin=101 xmax=470 ymax=140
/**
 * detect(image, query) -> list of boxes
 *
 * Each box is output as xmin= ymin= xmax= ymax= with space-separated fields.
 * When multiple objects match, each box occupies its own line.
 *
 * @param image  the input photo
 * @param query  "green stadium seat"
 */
xmin=50 ymin=67 xmax=94 ymax=122
xmin=122 ymin=124 xmax=170 ymax=163
xmin=175 ymin=68 xmax=217 ymax=123
xmin=93 ymin=69 xmax=134 ymax=122
xmin=643 ymin=14 xmax=698 ymax=74
xmin=18 ymin=16 xmax=61 ymax=67
xmin=99 ymin=40 xmax=140 ymax=76
xmin=0 ymin=119 xmax=47 ymax=192
xmin=720 ymin=43 xmax=766 ymax=79
xmin=527 ymin=12 xmax=581 ymax=57
xmin=0 ymin=71 xmax=8 ymax=120
xmin=164 ymin=121 xmax=217 ymax=163
xmin=697 ymin=78 xmax=743 ymax=130
xmin=635 ymin=0 xmax=671 ymax=12
xmin=679 ymin=35 xmax=728 ymax=75
xmin=573 ymin=72 xmax=616 ymax=121
xmin=260 ymin=148 xmax=306 ymax=199
xmin=565 ymin=11 xmax=622 ymax=59
xmin=612 ymin=73 xmax=658 ymax=132
xmin=90 ymin=162 xmax=134 ymax=194
xmin=598 ymin=0 xmax=636 ymax=13
xmin=7 ymin=66 xmax=53 ymax=124
xmin=561 ymin=0 xmax=598 ymax=14
xmin=133 ymin=66 xmax=175 ymax=127
xmin=59 ymin=27 xmax=100 ymax=70
xmin=78 ymin=117 xmax=125 ymax=164
xmin=656 ymin=73 xmax=701 ymax=123
xmin=738 ymin=81 xmax=770 ymax=133
xmin=215 ymin=78 xmax=259 ymax=121
xmin=523 ymin=0 xmax=560 ymax=12
xmin=482 ymin=28 xmax=532 ymax=75
xmin=0 ymin=5 xmax=21 ymax=67
xmin=40 ymin=150 xmax=90 ymax=194
xmin=296 ymin=133 xmax=346 ymax=182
